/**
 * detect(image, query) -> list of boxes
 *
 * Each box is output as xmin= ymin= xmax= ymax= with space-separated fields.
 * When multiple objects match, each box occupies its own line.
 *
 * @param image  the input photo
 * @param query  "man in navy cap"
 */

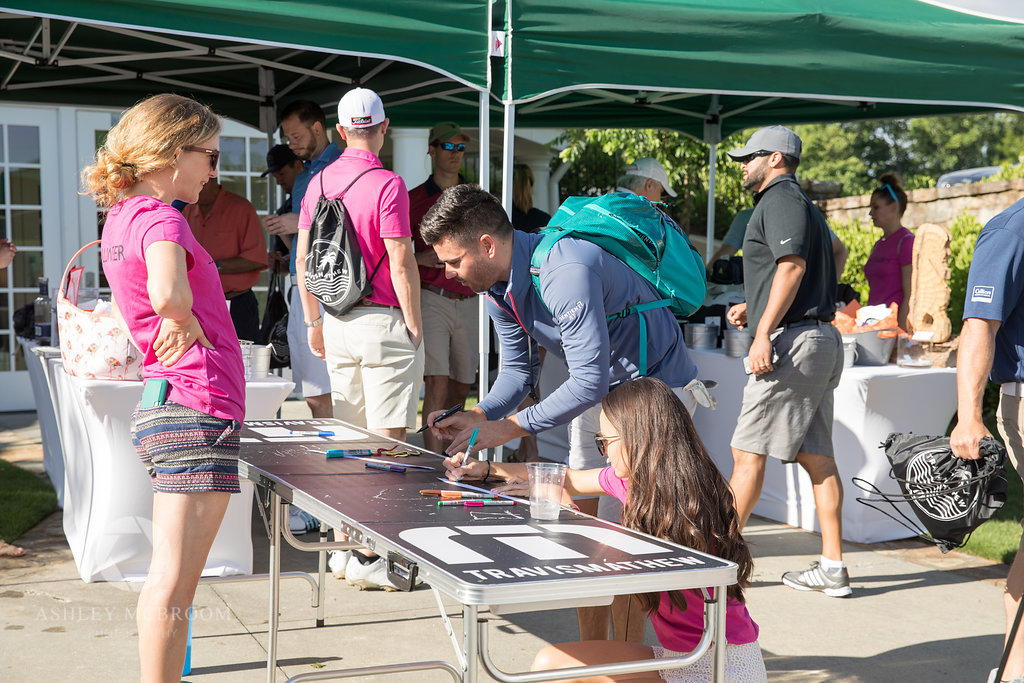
xmin=725 ymin=126 xmax=849 ymax=597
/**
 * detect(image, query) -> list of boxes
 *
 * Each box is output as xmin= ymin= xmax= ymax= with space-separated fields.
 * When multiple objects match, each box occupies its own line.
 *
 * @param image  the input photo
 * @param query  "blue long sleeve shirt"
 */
xmin=478 ymin=231 xmax=697 ymax=433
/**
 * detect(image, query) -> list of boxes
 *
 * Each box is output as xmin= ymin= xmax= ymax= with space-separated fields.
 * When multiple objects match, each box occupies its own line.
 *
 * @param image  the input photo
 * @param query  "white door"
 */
xmin=0 ymin=106 xmax=60 ymax=411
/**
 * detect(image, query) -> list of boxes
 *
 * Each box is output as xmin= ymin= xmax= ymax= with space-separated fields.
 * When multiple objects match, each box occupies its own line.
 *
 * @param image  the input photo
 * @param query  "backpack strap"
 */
xmin=529 ymin=228 xmax=570 ymax=315
xmin=606 ymin=299 xmax=672 ymax=376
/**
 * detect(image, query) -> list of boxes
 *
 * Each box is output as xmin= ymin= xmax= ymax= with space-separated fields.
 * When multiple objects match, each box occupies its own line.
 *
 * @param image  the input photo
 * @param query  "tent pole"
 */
xmin=478 ymin=89 xmax=491 ymax=412
xmin=258 ymin=66 xmax=276 ymax=214
xmin=706 ymin=142 xmax=716 ymax=265
xmin=703 ymin=109 xmax=722 ymax=265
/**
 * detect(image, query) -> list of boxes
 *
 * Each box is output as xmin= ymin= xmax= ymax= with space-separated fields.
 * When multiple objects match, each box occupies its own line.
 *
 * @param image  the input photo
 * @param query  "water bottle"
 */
xmin=34 ymin=277 xmax=52 ymax=345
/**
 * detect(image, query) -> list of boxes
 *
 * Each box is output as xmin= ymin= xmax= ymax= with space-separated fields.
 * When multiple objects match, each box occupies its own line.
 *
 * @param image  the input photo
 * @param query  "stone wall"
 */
xmin=819 ymin=178 xmax=1024 ymax=228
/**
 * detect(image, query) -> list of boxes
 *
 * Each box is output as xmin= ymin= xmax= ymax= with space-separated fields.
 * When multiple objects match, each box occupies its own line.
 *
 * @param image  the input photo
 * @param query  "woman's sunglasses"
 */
xmin=594 ymin=433 xmax=620 ymax=457
xmin=183 ymin=145 xmax=220 ymax=170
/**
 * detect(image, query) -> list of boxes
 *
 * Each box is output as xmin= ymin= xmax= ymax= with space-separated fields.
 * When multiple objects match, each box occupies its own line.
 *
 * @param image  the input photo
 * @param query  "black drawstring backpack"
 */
xmin=853 ymin=432 xmax=1007 ymax=553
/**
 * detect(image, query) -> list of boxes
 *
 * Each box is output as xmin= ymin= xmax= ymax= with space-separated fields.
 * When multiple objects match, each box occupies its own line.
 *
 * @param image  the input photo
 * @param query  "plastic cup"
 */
xmin=250 ymin=345 xmax=272 ymax=379
xmin=526 ymin=462 xmax=567 ymax=520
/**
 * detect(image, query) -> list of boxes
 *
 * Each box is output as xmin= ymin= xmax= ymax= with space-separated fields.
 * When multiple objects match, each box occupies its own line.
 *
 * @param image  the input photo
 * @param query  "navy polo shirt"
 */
xmin=963 ymin=197 xmax=1024 ymax=384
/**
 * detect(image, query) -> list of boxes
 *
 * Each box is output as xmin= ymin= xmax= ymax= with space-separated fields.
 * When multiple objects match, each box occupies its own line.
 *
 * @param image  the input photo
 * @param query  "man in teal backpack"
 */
xmin=420 ymin=184 xmax=711 ymax=641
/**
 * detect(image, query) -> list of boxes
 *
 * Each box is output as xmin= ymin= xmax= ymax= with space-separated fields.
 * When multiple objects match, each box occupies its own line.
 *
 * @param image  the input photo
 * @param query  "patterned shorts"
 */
xmin=131 ymin=401 xmax=241 ymax=494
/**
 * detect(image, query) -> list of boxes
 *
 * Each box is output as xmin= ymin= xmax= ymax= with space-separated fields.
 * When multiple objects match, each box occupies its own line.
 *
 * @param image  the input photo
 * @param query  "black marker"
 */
xmin=416 ymin=403 xmax=463 ymax=433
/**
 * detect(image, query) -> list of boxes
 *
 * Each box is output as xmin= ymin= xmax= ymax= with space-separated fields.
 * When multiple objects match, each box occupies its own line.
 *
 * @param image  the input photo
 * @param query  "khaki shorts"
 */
xmin=568 ymin=385 xmax=696 ymax=522
xmin=323 ymin=306 xmax=424 ymax=431
xmin=998 ymin=392 xmax=1024 ymax=481
xmin=730 ymin=323 xmax=843 ymax=462
xmin=421 ymin=289 xmax=480 ymax=385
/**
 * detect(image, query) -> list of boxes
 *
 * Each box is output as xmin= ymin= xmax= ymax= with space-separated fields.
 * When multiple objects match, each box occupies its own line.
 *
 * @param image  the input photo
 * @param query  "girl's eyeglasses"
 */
xmin=183 ymin=145 xmax=220 ymax=170
xmin=594 ymin=433 xmax=620 ymax=457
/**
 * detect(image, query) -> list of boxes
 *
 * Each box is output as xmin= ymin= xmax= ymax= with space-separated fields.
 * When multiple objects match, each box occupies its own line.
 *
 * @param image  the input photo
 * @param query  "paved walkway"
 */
xmin=0 ymin=404 xmax=1011 ymax=681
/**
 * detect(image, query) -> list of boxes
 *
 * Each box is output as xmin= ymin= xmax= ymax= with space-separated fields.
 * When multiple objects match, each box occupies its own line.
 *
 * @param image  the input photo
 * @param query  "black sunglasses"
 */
xmin=735 ymin=150 xmax=773 ymax=164
xmin=437 ymin=141 xmax=466 ymax=152
xmin=183 ymin=145 xmax=220 ymax=169
xmin=594 ymin=433 xmax=621 ymax=457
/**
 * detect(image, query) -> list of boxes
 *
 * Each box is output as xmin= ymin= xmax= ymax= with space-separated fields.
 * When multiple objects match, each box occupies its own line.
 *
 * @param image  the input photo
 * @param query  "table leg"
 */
xmin=712 ymin=585 xmax=727 ymax=683
xmin=316 ymin=522 xmax=327 ymax=627
xmin=462 ymin=604 xmax=479 ymax=683
xmin=268 ymin=493 xmax=281 ymax=683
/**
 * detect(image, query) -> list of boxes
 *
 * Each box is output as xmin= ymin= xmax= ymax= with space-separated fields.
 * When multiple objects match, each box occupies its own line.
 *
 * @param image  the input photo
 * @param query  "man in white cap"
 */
xmin=408 ymin=122 xmax=479 ymax=454
xmin=616 ymin=157 xmax=677 ymax=203
xmin=724 ymin=125 xmax=849 ymax=597
xmin=295 ymin=87 xmax=424 ymax=590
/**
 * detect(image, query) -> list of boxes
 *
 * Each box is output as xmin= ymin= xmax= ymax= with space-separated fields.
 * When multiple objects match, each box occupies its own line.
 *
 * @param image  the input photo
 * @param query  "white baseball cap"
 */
xmin=337 ymin=87 xmax=386 ymax=128
xmin=625 ymin=157 xmax=677 ymax=197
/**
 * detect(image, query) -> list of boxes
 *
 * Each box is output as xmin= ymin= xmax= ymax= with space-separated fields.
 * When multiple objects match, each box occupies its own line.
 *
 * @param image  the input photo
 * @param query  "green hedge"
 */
xmin=830 ymin=212 xmax=983 ymax=334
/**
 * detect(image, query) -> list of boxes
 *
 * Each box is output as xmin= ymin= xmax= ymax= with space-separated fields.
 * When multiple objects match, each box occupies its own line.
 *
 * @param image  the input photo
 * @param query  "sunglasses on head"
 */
xmin=735 ymin=150 xmax=773 ymax=164
xmin=183 ymin=145 xmax=220 ymax=170
xmin=437 ymin=141 xmax=466 ymax=152
xmin=594 ymin=433 xmax=621 ymax=457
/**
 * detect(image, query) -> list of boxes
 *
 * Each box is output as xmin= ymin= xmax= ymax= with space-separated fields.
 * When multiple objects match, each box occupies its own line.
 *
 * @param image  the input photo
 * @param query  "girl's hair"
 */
xmin=871 ymin=171 xmax=908 ymax=217
xmin=82 ymin=94 xmax=221 ymax=207
xmin=601 ymin=377 xmax=753 ymax=613
xmin=512 ymin=163 xmax=535 ymax=213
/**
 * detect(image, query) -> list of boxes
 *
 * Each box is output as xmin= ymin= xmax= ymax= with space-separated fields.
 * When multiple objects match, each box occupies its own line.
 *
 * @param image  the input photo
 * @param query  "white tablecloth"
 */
xmin=19 ymin=339 xmax=65 ymax=507
xmin=49 ymin=364 xmax=294 ymax=582
xmin=688 ymin=348 xmax=958 ymax=543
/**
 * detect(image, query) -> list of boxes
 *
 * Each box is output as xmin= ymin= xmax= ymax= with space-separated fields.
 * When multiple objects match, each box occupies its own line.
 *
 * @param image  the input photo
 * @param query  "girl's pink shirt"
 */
xmin=598 ymin=466 xmax=760 ymax=651
xmin=100 ymin=196 xmax=245 ymax=423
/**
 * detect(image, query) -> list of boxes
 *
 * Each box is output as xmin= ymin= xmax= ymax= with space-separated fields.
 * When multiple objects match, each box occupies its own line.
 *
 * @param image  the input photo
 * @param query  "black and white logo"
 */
xmin=905 ymin=448 xmax=977 ymax=521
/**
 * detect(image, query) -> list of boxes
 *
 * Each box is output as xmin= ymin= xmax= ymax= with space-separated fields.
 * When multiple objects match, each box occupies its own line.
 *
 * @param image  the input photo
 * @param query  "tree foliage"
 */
xmin=795 ymin=112 xmax=1024 ymax=195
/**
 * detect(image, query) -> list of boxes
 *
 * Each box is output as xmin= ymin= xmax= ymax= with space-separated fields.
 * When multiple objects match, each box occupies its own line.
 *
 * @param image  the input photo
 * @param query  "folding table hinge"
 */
xmin=386 ymin=552 xmax=419 ymax=592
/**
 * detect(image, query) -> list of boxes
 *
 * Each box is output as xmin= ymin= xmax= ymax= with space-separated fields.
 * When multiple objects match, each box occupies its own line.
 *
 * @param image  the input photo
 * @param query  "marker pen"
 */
xmin=291 ymin=430 xmax=335 ymax=437
xmin=463 ymin=500 xmax=516 ymax=507
xmin=364 ymin=462 xmax=406 ymax=473
xmin=438 ymin=499 xmax=491 ymax=507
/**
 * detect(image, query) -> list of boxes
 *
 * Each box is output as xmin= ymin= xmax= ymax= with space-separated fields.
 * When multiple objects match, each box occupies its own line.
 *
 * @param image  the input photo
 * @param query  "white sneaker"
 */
xmin=345 ymin=554 xmax=399 ymax=591
xmin=288 ymin=507 xmax=319 ymax=534
xmin=328 ymin=550 xmax=351 ymax=580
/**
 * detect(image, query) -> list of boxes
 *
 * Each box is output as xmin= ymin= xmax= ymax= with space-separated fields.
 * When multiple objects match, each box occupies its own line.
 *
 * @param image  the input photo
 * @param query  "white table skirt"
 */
xmin=19 ymin=339 xmax=65 ymax=507
xmin=49 ymin=363 xmax=294 ymax=582
xmin=688 ymin=347 xmax=958 ymax=544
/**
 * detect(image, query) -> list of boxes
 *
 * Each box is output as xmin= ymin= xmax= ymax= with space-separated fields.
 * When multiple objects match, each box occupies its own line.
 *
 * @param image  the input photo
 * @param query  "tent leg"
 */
xmin=477 ymin=89 xmax=493 ymax=457
xmin=705 ymin=142 xmax=716 ymax=265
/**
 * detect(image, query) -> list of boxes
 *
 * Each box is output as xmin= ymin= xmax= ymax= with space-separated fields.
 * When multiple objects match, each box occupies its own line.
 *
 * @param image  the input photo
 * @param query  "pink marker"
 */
xmin=464 ymin=500 xmax=516 ymax=507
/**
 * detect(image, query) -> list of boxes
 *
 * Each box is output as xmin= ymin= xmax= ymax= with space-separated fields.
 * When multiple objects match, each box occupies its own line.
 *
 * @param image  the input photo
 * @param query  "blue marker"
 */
xmin=290 ymin=430 xmax=335 ymax=437
xmin=457 ymin=428 xmax=480 ymax=482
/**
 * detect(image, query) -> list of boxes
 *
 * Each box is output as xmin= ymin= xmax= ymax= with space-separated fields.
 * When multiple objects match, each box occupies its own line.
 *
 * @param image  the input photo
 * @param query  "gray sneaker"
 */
xmin=781 ymin=561 xmax=852 ymax=597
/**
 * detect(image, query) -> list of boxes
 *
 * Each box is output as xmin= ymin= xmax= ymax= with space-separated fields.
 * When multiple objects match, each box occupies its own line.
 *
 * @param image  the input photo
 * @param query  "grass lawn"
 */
xmin=0 ymin=459 xmax=57 ymax=543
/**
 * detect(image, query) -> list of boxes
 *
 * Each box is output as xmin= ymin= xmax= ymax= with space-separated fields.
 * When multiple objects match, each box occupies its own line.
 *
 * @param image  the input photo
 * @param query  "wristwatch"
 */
xmin=304 ymin=316 xmax=323 ymax=328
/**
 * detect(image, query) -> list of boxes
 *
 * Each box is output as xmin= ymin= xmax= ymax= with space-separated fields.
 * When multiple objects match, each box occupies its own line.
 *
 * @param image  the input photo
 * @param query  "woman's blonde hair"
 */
xmin=82 ymin=94 xmax=221 ymax=207
xmin=512 ymin=163 xmax=534 ymax=213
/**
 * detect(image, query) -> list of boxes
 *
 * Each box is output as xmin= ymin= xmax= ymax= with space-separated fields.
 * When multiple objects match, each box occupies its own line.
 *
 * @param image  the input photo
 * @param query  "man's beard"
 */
xmin=743 ymin=162 xmax=766 ymax=191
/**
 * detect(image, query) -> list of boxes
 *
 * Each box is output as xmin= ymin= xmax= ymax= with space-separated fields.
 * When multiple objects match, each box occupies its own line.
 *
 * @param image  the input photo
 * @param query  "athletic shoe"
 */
xmin=288 ymin=507 xmax=320 ymax=534
xmin=345 ymin=554 xmax=399 ymax=591
xmin=328 ymin=550 xmax=351 ymax=580
xmin=781 ymin=561 xmax=852 ymax=597
xmin=344 ymin=553 xmax=423 ymax=591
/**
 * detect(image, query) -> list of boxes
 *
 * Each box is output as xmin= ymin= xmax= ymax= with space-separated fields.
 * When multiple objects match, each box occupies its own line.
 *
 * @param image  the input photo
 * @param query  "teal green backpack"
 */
xmin=529 ymin=192 xmax=707 ymax=374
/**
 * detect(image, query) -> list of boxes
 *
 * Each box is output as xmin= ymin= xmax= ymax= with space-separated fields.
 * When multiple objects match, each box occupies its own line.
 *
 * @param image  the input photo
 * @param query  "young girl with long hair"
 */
xmin=445 ymin=377 xmax=765 ymax=682
xmin=83 ymin=93 xmax=244 ymax=682
xmin=865 ymin=171 xmax=915 ymax=330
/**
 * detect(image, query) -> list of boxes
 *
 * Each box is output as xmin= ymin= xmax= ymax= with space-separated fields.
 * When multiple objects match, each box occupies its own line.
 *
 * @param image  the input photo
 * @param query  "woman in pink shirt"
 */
xmin=83 ymin=94 xmax=244 ymax=683
xmin=865 ymin=172 xmax=915 ymax=330
xmin=445 ymin=378 xmax=765 ymax=681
